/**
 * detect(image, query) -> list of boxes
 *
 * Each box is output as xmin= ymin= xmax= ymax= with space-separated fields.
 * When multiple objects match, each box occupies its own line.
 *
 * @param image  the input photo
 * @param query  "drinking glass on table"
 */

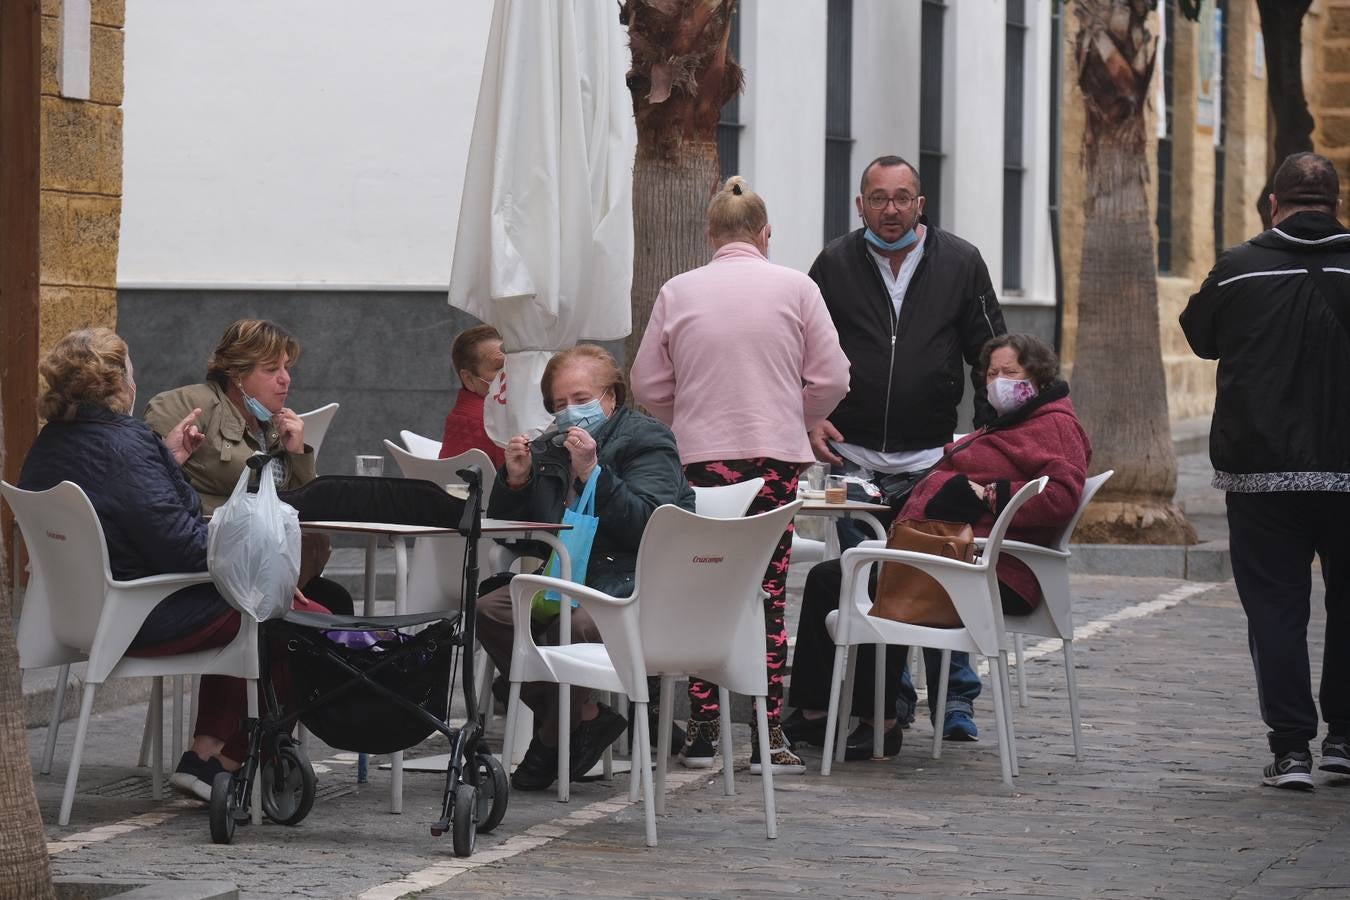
xmin=355 ymin=455 xmax=384 ymax=477
xmin=805 ymin=462 xmax=828 ymax=493
xmin=825 ymin=474 xmax=847 ymax=504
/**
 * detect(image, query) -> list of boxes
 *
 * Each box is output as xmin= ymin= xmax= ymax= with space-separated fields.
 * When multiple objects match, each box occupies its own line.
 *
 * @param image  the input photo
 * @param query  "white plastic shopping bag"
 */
xmin=208 ymin=460 xmax=302 ymax=622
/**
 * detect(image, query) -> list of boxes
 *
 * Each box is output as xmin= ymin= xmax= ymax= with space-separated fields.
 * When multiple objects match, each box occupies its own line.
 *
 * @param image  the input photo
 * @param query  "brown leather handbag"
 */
xmin=868 ymin=518 xmax=978 ymax=628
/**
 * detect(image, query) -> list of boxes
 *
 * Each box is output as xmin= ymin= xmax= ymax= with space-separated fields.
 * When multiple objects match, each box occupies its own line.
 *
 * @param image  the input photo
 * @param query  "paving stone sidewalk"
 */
xmin=31 ymin=571 xmax=1349 ymax=898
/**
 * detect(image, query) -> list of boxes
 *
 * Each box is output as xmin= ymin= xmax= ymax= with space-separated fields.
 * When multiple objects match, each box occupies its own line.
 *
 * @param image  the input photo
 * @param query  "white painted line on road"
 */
xmin=358 ymin=767 xmax=712 ymax=900
xmin=976 ymin=580 xmax=1221 ymax=677
xmin=47 ymin=805 xmax=193 ymax=855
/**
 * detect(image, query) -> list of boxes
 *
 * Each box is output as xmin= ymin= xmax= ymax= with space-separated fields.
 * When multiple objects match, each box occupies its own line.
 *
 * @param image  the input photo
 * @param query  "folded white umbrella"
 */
xmin=448 ymin=0 xmax=636 ymax=445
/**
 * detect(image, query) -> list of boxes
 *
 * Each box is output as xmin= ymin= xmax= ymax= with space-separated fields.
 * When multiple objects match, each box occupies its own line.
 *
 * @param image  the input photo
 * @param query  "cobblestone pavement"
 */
xmin=32 ymin=573 xmax=1350 ymax=899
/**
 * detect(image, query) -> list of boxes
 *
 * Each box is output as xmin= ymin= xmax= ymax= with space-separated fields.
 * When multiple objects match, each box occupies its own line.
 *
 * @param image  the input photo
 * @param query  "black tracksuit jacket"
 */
xmin=1180 ymin=210 xmax=1350 ymax=490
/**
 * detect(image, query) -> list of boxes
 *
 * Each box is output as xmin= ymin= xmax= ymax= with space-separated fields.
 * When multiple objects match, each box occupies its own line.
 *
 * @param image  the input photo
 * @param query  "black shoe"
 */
xmin=169 ymin=751 xmax=225 ymax=802
xmin=570 ymin=705 xmax=629 ymax=781
xmin=679 ymin=719 xmax=720 ymax=769
xmin=844 ymin=722 xmax=902 ymax=761
xmin=1263 ymin=750 xmax=1314 ymax=790
xmin=511 ymin=737 xmax=559 ymax=792
xmin=782 ymin=709 xmax=828 ymax=748
xmin=1321 ymin=737 xmax=1350 ymax=775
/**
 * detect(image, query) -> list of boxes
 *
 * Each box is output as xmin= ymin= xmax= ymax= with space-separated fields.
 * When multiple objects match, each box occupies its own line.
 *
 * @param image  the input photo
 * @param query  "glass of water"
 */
xmin=355 ymin=455 xmax=384 ymax=477
xmin=806 ymin=463 xmax=828 ymax=493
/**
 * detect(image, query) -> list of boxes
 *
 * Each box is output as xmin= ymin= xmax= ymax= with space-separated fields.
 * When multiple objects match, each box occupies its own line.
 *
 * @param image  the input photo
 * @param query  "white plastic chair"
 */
xmin=399 ymin=430 xmax=443 ymax=459
xmin=296 ymin=402 xmax=339 ymax=458
xmin=502 ymin=501 xmax=801 ymax=847
xmin=691 ymin=479 xmax=763 ymax=519
xmin=657 ymin=480 xmax=764 ymax=752
xmin=988 ymin=469 xmax=1114 ymax=759
xmin=4 ymin=480 xmax=259 ymax=826
xmin=821 ymin=478 xmax=1048 ymax=787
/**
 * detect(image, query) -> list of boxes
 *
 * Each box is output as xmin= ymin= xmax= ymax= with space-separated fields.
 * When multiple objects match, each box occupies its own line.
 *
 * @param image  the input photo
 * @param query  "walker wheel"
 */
xmin=476 ymin=753 xmax=509 ymax=834
xmin=208 ymin=771 xmax=237 ymax=845
xmin=261 ymin=740 xmax=316 ymax=826
xmin=451 ymin=783 xmax=479 ymax=857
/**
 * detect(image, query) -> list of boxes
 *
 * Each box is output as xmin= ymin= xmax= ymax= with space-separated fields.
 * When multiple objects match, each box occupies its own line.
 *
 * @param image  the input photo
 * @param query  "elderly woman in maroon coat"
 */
xmin=785 ymin=333 xmax=1092 ymax=760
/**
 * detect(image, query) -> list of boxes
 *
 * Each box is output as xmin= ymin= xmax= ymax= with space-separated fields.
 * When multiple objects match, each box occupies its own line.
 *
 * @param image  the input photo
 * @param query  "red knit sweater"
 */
xmin=439 ymin=389 xmax=505 ymax=468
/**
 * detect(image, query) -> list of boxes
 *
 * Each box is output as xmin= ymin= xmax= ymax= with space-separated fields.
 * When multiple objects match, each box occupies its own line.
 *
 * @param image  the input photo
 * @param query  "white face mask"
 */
xmin=987 ymin=377 xmax=1037 ymax=416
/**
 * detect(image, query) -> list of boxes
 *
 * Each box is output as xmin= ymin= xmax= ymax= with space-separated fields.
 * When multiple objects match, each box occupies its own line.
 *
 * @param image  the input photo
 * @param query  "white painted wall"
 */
xmin=118 ymin=0 xmax=1053 ymax=303
xmin=946 ymin=0 xmax=1007 ymax=282
xmin=1020 ymin=0 xmax=1058 ymax=306
xmin=739 ymin=0 xmax=829 ymax=273
xmin=849 ymin=0 xmax=922 ymax=229
xmin=119 ymin=0 xmax=492 ymax=288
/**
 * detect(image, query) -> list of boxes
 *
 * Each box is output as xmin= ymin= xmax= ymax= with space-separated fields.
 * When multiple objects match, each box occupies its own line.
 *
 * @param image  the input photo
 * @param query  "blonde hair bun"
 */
xmin=708 ymin=175 xmax=767 ymax=243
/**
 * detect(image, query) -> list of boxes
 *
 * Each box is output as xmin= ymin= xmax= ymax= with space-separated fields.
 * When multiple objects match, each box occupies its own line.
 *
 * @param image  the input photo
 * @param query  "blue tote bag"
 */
xmin=531 ymin=465 xmax=601 ymax=620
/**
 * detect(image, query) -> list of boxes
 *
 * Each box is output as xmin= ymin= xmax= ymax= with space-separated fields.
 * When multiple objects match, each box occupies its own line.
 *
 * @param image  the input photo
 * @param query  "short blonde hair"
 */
xmin=707 ymin=175 xmax=768 ymax=244
xmin=206 ymin=319 xmax=301 ymax=389
xmin=38 ymin=328 xmax=132 ymax=420
xmin=539 ymin=344 xmax=628 ymax=413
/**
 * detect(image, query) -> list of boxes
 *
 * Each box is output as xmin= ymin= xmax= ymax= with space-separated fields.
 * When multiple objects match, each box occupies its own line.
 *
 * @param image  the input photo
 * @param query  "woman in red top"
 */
xmin=440 ymin=324 xmax=506 ymax=467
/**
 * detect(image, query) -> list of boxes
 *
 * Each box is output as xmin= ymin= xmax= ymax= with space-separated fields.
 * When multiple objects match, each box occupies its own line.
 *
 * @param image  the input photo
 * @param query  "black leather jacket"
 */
xmin=808 ymin=223 xmax=1006 ymax=452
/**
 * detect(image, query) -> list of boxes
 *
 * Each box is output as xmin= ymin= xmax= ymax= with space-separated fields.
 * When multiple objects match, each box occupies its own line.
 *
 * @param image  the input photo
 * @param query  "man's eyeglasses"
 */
xmin=865 ymin=193 xmax=918 ymax=211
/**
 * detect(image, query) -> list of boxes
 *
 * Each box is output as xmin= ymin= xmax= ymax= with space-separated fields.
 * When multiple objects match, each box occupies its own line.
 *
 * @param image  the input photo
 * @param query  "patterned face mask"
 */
xmin=987 ymin=377 xmax=1037 ymax=416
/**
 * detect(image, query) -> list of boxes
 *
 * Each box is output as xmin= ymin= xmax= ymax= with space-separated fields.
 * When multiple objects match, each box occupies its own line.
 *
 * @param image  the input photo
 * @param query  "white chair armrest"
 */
xmin=973 ymin=537 xmax=1070 ymax=560
xmin=111 ymin=571 xmax=215 ymax=592
xmin=507 ymin=574 xmax=633 ymax=613
xmin=504 ymin=573 xmax=645 ymax=697
xmin=839 ymin=546 xmax=983 ymax=577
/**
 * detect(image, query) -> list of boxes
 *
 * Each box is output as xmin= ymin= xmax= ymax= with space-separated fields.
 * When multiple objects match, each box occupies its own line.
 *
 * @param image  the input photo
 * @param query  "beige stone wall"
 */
xmin=37 ymin=0 xmax=124 ymax=355
xmin=1059 ymin=2 xmax=1273 ymax=424
xmin=1310 ymin=0 xmax=1350 ymax=202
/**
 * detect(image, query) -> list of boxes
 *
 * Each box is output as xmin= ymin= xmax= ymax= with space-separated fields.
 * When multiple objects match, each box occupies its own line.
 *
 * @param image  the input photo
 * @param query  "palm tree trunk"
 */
xmin=621 ymin=0 xmax=742 ymax=370
xmin=628 ymin=147 xmax=721 ymax=369
xmin=1072 ymin=0 xmax=1195 ymax=544
xmin=0 ymin=376 xmax=55 ymax=897
xmin=1254 ymin=0 xmax=1314 ymax=227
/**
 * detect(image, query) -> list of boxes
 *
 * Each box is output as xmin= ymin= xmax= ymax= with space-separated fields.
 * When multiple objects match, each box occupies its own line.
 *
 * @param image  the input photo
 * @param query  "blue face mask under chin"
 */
xmin=554 ymin=397 xmax=607 ymax=433
xmin=864 ymin=226 xmax=919 ymax=252
xmin=241 ymin=391 xmax=273 ymax=424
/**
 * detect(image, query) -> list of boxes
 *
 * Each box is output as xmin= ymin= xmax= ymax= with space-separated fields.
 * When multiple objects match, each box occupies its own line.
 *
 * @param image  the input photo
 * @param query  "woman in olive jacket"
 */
xmin=143 ymin=319 xmax=349 ymax=614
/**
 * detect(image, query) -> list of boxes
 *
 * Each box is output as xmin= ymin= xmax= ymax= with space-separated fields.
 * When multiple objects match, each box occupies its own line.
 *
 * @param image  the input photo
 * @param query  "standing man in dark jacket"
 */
xmin=1181 ymin=152 xmax=1350 ymax=790
xmin=788 ymin=154 xmax=1006 ymax=754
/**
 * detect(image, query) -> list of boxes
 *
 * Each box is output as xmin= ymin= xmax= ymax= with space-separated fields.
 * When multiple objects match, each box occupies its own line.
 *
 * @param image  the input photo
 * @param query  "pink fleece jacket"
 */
xmin=630 ymin=242 xmax=851 ymax=465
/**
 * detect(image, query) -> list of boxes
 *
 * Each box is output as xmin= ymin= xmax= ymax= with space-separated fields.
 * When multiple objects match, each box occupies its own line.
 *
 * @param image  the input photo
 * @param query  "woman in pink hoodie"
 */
xmin=631 ymin=176 xmax=850 ymax=775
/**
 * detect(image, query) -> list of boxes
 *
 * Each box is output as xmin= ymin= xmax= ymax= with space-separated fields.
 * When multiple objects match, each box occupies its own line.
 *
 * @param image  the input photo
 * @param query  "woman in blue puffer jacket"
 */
xmin=19 ymin=328 xmax=314 ymax=802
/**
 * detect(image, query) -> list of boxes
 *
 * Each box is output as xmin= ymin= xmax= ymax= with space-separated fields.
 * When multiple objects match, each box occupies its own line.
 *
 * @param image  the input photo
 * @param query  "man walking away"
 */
xmin=1181 ymin=151 xmax=1350 ymax=790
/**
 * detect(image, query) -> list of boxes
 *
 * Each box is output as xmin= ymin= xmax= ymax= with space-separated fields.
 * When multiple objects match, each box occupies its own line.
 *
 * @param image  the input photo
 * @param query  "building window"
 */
xmin=1157 ymin=0 xmax=1176 ymax=273
xmin=717 ymin=9 xmax=743 ymax=182
xmin=1002 ymin=0 xmax=1027 ymax=291
xmin=919 ymin=0 xmax=947 ymax=228
xmin=1213 ymin=0 xmax=1228 ymax=257
xmin=823 ymin=0 xmax=854 ymax=242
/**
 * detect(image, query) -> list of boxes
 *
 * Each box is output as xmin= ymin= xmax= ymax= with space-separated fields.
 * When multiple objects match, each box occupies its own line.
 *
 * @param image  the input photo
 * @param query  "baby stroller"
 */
xmin=206 ymin=454 xmax=505 ymax=857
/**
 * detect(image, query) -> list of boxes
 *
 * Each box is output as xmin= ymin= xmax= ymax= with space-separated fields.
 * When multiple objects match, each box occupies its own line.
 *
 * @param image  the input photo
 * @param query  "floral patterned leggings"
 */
xmin=683 ymin=457 xmax=799 ymax=724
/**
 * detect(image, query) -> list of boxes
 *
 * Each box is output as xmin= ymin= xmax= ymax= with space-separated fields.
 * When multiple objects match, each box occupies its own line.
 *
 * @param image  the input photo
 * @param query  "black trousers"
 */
xmin=1227 ymin=490 xmax=1350 ymax=754
xmin=788 ymin=559 xmax=905 ymax=714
